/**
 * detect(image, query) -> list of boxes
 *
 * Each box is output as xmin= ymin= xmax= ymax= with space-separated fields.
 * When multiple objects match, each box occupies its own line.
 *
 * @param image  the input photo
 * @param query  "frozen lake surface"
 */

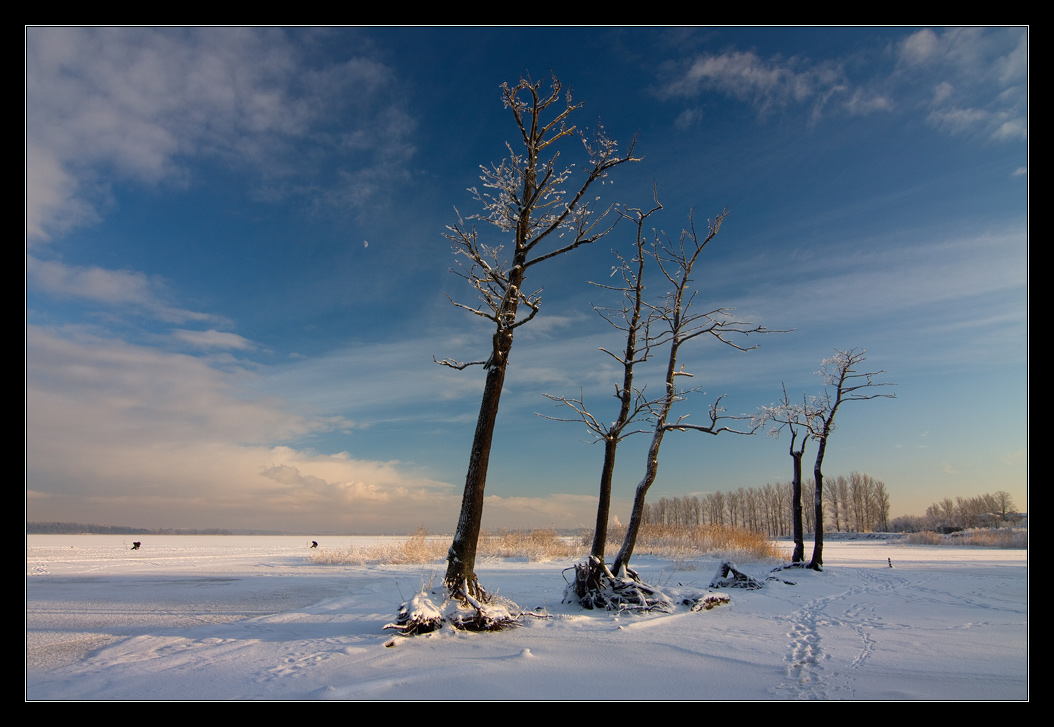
xmin=27 ymin=535 xmax=1027 ymax=700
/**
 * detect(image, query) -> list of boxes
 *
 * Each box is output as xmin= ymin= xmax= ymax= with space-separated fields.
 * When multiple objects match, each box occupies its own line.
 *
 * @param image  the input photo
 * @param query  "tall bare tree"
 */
xmin=610 ymin=212 xmax=768 ymax=576
xmin=805 ymin=349 xmax=894 ymax=569
xmin=540 ymin=197 xmax=662 ymax=564
xmin=436 ymin=75 xmax=638 ymax=602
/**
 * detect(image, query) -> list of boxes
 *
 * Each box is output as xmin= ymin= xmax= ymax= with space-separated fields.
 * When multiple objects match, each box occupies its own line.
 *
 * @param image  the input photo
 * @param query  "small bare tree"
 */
xmin=436 ymin=74 xmax=638 ymax=607
xmin=755 ymin=385 xmax=823 ymax=563
xmin=805 ymin=349 xmax=895 ymax=569
xmin=992 ymin=490 xmax=1017 ymax=523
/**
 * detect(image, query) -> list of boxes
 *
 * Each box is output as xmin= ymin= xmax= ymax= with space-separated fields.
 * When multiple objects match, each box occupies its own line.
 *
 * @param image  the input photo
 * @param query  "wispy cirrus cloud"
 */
xmin=660 ymin=50 xmax=853 ymax=118
xmin=895 ymin=27 xmax=1028 ymax=142
xmin=171 ymin=329 xmax=256 ymax=350
xmin=659 ymin=27 xmax=1026 ymax=140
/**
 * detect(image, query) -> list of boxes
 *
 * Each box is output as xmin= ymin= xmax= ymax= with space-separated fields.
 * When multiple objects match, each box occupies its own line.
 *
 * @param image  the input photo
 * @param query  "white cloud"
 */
xmin=25 ymin=142 xmax=99 ymax=243
xmin=24 ymin=324 xmax=611 ymax=532
xmin=26 ymin=256 xmax=217 ymax=324
xmin=844 ymin=88 xmax=892 ymax=116
xmin=895 ymin=28 xmax=1027 ymax=142
xmin=674 ymin=108 xmax=703 ymax=130
xmin=898 ymin=29 xmax=940 ymax=66
xmin=482 ymin=493 xmax=605 ymax=529
xmin=172 ymin=329 xmax=255 ymax=350
xmin=24 ymin=325 xmax=458 ymax=532
xmin=659 ymin=28 xmax=1026 ymax=140
xmin=662 ymin=51 xmax=835 ymax=114
xmin=26 ymin=27 xmax=416 ymax=243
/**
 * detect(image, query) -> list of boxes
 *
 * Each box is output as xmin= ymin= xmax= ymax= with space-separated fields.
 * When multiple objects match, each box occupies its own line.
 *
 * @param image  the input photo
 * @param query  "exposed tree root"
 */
xmin=564 ymin=556 xmax=733 ymax=613
xmin=683 ymin=593 xmax=730 ymax=611
xmin=771 ymin=561 xmax=811 ymax=570
xmin=709 ymin=561 xmax=765 ymax=590
xmin=563 ymin=556 xmax=675 ymax=613
xmin=444 ymin=587 xmax=520 ymax=631
xmin=771 ymin=560 xmax=819 ymax=575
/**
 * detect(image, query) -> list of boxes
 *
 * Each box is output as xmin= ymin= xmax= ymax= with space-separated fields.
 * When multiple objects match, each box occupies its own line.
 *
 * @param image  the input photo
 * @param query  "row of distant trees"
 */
xmin=641 ymin=484 xmax=1022 ymax=537
xmin=889 ymin=491 xmax=1020 ymax=533
xmin=27 ymin=522 xmax=233 ymax=535
xmin=640 ymin=472 xmax=891 ymax=537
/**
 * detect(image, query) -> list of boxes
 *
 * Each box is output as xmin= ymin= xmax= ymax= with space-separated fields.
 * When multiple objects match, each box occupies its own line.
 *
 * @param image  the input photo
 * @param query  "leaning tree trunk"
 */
xmin=611 ymin=341 xmax=679 ymax=575
xmin=611 ymin=426 xmax=665 ymax=575
xmin=444 ymin=265 xmax=522 ymax=601
xmin=444 ymin=355 xmax=509 ymax=601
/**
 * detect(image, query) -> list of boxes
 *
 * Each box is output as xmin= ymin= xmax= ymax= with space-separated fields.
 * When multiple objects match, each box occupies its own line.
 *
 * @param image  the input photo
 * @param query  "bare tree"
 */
xmin=992 ymin=490 xmax=1017 ymax=523
xmin=924 ymin=490 xmax=1018 ymax=530
xmin=540 ymin=197 xmax=662 ymax=565
xmin=805 ymin=349 xmax=895 ymax=569
xmin=555 ymin=210 xmax=770 ymax=610
xmin=436 ymin=75 xmax=638 ymax=604
xmin=610 ymin=212 xmax=768 ymax=576
xmin=755 ymin=385 xmax=821 ymax=562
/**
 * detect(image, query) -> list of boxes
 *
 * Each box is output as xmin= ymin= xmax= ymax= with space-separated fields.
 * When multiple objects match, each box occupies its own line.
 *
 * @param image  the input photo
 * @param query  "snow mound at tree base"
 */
xmin=385 ymin=587 xmax=522 ymax=635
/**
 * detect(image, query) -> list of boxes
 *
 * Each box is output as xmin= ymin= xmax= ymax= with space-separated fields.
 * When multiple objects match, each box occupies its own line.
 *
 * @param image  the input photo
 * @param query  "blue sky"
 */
xmin=26 ymin=27 xmax=1027 ymax=534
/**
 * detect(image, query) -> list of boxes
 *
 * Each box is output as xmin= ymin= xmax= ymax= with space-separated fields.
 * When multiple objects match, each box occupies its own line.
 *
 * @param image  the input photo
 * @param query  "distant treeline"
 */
xmin=28 ymin=522 xmax=233 ymax=535
xmin=889 ymin=490 xmax=1021 ymax=533
xmin=641 ymin=473 xmax=891 ymax=536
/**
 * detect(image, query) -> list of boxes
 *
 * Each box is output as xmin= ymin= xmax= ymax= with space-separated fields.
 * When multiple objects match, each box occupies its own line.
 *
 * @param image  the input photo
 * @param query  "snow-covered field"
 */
xmin=26 ymin=535 xmax=1027 ymax=700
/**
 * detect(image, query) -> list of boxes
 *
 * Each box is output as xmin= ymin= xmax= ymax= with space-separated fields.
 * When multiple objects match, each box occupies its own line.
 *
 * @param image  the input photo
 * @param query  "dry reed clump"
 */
xmin=309 ymin=527 xmax=582 ymax=566
xmin=613 ymin=523 xmax=784 ymax=565
xmin=478 ymin=528 xmax=582 ymax=562
xmin=903 ymin=530 xmax=943 ymax=545
xmin=905 ymin=528 xmax=1027 ymax=548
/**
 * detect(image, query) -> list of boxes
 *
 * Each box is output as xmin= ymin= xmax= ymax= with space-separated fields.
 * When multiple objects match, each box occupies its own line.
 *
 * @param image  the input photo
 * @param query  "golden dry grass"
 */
xmin=623 ymin=523 xmax=785 ymax=566
xmin=309 ymin=523 xmax=783 ymax=566
xmin=309 ymin=527 xmax=447 ymax=565
xmin=478 ymin=528 xmax=580 ymax=561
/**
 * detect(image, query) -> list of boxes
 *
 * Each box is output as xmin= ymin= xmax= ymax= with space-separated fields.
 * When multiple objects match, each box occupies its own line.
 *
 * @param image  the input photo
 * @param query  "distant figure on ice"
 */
xmin=310 ymin=541 xmax=318 ymax=549
xmin=131 ymin=541 xmax=141 ymax=550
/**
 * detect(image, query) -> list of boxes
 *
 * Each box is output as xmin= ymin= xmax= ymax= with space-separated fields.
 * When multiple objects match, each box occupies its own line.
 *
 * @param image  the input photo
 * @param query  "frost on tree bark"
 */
xmin=436 ymin=74 xmax=638 ymax=603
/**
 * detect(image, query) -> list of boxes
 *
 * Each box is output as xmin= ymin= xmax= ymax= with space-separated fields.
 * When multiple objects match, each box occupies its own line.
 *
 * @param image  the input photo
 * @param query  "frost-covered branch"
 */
xmin=433 ymin=356 xmax=487 ymax=370
xmin=663 ymin=395 xmax=758 ymax=436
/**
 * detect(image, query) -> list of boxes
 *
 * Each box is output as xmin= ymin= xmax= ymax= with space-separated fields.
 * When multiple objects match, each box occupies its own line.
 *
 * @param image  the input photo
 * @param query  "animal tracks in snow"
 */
xmin=777 ymin=570 xmax=904 ymax=700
